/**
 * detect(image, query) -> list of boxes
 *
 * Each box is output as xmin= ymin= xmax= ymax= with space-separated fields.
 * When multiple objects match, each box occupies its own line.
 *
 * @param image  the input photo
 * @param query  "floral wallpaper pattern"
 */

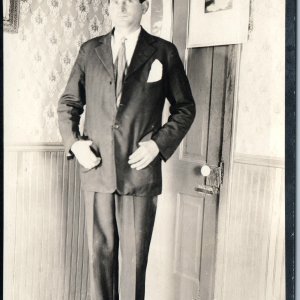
xmin=4 ymin=0 xmax=111 ymax=143
xmin=235 ymin=0 xmax=285 ymax=157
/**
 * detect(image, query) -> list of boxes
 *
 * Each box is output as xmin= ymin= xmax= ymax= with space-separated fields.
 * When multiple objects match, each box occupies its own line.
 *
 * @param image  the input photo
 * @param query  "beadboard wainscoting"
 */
xmin=4 ymin=144 xmax=90 ymax=300
xmin=215 ymin=153 xmax=285 ymax=300
xmin=4 ymin=146 xmax=285 ymax=300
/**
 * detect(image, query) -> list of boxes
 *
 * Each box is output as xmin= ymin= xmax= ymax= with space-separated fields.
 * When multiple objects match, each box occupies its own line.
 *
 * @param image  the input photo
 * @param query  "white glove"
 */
xmin=128 ymin=140 xmax=160 ymax=170
xmin=71 ymin=140 xmax=101 ymax=170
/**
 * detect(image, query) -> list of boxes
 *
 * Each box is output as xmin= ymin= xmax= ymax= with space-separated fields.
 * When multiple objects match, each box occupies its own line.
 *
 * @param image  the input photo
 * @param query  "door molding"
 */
xmin=214 ymin=44 xmax=242 ymax=298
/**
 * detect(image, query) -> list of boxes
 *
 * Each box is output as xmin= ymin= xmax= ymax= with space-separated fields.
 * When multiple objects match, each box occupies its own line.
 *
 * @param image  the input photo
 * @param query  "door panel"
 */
xmin=174 ymin=193 xmax=204 ymax=280
xmin=182 ymin=48 xmax=213 ymax=162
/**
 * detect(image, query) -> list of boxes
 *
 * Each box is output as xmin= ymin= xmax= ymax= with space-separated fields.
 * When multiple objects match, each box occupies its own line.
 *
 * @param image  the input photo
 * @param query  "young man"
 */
xmin=57 ymin=0 xmax=195 ymax=299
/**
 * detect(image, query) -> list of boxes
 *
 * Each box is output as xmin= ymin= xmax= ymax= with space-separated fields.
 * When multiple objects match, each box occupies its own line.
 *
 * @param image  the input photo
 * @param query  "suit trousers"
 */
xmin=83 ymin=191 xmax=157 ymax=300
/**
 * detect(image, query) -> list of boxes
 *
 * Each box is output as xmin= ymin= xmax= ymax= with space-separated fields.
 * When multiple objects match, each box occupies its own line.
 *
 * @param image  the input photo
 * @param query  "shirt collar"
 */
xmin=112 ymin=26 xmax=141 ymax=44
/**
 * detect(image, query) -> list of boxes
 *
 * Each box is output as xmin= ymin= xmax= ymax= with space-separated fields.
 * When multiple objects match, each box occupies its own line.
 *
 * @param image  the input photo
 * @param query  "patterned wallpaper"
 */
xmin=4 ymin=0 xmax=111 ymax=144
xmin=234 ymin=0 xmax=285 ymax=158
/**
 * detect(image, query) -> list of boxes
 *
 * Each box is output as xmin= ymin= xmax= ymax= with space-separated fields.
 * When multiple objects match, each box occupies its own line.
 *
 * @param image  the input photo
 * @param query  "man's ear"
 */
xmin=141 ymin=0 xmax=149 ymax=15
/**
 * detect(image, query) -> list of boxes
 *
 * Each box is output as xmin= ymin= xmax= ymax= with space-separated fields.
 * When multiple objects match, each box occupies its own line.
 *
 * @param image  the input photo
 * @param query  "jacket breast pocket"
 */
xmin=145 ymin=78 xmax=162 ymax=86
xmin=143 ymin=80 xmax=163 ymax=95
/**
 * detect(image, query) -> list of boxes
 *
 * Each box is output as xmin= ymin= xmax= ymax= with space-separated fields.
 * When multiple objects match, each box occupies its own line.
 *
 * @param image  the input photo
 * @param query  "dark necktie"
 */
xmin=115 ymin=37 xmax=127 ymax=107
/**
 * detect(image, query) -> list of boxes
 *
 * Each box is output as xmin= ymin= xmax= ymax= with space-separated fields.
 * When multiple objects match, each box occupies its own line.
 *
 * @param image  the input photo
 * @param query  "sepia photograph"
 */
xmin=3 ymin=0 xmax=288 ymax=299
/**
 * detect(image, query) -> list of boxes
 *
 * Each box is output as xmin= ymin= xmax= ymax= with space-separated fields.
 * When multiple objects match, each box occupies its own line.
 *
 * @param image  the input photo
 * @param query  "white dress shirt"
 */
xmin=111 ymin=27 xmax=141 ymax=66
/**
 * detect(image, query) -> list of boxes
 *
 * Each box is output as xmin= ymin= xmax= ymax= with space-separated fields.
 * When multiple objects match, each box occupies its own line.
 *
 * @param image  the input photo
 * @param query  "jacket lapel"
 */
xmin=95 ymin=33 xmax=114 ymax=80
xmin=94 ymin=28 xmax=157 ymax=80
xmin=125 ymin=28 xmax=157 ymax=79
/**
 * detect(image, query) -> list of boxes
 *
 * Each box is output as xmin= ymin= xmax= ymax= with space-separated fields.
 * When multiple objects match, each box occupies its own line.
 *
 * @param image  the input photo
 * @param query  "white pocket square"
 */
xmin=147 ymin=59 xmax=163 ymax=83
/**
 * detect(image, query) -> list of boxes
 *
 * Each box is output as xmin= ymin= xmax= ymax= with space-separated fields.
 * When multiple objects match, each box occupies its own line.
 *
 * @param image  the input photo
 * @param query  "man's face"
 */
xmin=109 ymin=0 xmax=149 ymax=30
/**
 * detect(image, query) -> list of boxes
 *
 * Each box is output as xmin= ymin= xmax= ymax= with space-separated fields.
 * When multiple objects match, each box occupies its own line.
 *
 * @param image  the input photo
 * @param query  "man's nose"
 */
xmin=120 ymin=0 xmax=127 ymax=10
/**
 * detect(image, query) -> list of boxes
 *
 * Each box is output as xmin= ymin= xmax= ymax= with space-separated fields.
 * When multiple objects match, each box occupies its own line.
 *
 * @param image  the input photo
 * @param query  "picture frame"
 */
xmin=187 ymin=0 xmax=250 ymax=47
xmin=3 ymin=0 xmax=20 ymax=33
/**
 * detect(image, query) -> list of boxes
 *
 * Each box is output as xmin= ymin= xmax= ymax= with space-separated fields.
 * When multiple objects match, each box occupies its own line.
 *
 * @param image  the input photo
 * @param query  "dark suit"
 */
xmin=58 ymin=27 xmax=195 ymax=300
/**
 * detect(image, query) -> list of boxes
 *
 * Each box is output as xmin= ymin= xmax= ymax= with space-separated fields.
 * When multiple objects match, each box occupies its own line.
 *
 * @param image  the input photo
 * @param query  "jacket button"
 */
xmin=113 ymin=124 xmax=119 ymax=129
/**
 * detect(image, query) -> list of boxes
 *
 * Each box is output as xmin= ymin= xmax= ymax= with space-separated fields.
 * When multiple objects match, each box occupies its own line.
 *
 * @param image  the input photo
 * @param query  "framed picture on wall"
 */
xmin=3 ymin=0 xmax=20 ymax=33
xmin=187 ymin=0 xmax=250 ymax=47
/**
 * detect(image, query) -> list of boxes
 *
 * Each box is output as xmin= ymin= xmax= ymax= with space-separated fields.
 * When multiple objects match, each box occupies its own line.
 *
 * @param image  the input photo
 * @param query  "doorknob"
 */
xmin=200 ymin=165 xmax=211 ymax=177
xmin=200 ymin=161 xmax=224 ymax=185
xmin=195 ymin=161 xmax=224 ymax=195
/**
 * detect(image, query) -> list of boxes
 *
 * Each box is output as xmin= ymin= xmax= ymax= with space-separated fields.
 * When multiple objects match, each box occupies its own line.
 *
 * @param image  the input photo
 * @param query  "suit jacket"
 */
xmin=57 ymin=28 xmax=196 ymax=196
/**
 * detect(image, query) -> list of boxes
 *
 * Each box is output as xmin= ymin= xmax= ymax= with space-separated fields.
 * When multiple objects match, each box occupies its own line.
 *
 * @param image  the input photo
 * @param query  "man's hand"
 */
xmin=128 ymin=140 xmax=159 ymax=170
xmin=71 ymin=140 xmax=101 ymax=170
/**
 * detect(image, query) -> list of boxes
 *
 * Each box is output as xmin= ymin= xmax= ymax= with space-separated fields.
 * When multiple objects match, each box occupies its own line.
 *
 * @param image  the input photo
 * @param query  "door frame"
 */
xmin=214 ymin=44 xmax=242 ymax=298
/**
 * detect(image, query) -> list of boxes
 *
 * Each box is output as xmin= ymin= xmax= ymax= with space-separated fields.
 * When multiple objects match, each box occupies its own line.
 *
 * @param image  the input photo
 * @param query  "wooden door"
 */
xmin=146 ymin=0 xmax=237 ymax=299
